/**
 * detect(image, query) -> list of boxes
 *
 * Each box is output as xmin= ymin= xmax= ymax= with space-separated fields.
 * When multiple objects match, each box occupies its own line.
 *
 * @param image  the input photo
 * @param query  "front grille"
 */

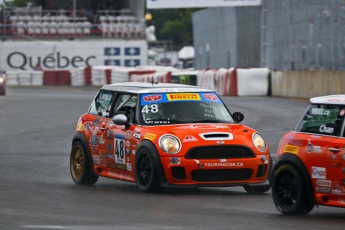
xmin=191 ymin=169 xmax=253 ymax=182
xmin=203 ymin=134 xmax=230 ymax=138
xmin=185 ymin=146 xmax=255 ymax=159
xmin=171 ymin=166 xmax=187 ymax=180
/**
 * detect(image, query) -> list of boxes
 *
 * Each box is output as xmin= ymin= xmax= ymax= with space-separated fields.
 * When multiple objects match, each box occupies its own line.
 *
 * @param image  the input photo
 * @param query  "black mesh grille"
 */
xmin=256 ymin=164 xmax=267 ymax=178
xmin=185 ymin=146 xmax=255 ymax=159
xmin=203 ymin=134 xmax=230 ymax=138
xmin=191 ymin=169 xmax=253 ymax=182
xmin=171 ymin=166 xmax=187 ymax=180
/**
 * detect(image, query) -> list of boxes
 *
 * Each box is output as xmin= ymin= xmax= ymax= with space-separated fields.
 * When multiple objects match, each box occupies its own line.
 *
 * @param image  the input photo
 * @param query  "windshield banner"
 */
xmin=141 ymin=93 xmax=221 ymax=105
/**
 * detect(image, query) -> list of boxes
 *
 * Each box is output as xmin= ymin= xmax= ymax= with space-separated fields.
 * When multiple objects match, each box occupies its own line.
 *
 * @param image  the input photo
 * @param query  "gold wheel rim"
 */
xmin=71 ymin=146 xmax=84 ymax=180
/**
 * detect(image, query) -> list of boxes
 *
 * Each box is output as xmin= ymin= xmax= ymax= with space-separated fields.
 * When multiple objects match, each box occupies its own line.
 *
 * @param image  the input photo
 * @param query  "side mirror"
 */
xmin=112 ymin=114 xmax=131 ymax=129
xmin=232 ymin=112 xmax=244 ymax=123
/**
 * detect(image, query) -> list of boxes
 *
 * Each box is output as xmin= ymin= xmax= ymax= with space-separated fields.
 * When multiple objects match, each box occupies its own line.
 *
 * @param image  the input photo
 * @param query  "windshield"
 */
xmin=294 ymin=104 xmax=345 ymax=136
xmin=139 ymin=92 xmax=234 ymax=125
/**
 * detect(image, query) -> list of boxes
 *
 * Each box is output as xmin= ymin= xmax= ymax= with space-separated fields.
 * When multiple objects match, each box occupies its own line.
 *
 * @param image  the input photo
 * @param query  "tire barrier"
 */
xmin=43 ymin=70 xmax=71 ymax=85
xmin=5 ymin=67 xmax=271 ymax=97
xmin=5 ymin=71 xmax=43 ymax=86
xmin=129 ymin=71 xmax=170 ymax=83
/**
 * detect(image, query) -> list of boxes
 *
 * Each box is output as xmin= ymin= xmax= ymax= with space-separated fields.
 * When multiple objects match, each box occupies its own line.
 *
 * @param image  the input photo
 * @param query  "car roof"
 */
xmin=310 ymin=95 xmax=345 ymax=104
xmin=101 ymin=82 xmax=214 ymax=94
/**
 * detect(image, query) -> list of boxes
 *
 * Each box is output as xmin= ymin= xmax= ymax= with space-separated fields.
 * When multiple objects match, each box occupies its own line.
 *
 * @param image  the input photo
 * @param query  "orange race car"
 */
xmin=272 ymin=95 xmax=345 ymax=214
xmin=70 ymin=82 xmax=272 ymax=193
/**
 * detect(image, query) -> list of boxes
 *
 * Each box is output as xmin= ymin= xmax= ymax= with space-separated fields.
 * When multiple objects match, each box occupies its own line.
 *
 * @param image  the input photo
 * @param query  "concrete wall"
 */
xmin=271 ymin=70 xmax=345 ymax=98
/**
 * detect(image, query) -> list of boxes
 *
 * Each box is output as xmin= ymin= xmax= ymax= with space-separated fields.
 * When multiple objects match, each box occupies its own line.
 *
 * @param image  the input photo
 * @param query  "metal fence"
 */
xmin=193 ymin=0 xmax=345 ymax=71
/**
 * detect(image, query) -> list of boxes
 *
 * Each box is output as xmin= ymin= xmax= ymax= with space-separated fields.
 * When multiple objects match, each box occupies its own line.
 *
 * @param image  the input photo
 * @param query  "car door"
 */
xmin=103 ymin=93 xmax=138 ymax=182
xmin=86 ymin=90 xmax=117 ymax=167
xmin=325 ymin=106 xmax=345 ymax=196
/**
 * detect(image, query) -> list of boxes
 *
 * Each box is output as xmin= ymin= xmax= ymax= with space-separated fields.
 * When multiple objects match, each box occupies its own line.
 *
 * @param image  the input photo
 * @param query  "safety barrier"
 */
xmin=4 ymin=67 xmax=272 ymax=97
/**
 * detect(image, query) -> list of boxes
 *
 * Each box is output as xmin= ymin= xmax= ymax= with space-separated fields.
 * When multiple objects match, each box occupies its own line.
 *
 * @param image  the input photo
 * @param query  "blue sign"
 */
xmin=104 ymin=47 xmax=120 ymax=56
xmin=124 ymin=59 xmax=140 ymax=67
xmin=104 ymin=60 xmax=120 ymax=66
xmin=124 ymin=47 xmax=140 ymax=56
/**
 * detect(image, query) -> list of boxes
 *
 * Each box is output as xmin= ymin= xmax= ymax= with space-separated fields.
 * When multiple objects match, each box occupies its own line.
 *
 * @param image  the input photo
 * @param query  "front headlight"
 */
xmin=252 ymin=133 xmax=266 ymax=152
xmin=159 ymin=135 xmax=181 ymax=154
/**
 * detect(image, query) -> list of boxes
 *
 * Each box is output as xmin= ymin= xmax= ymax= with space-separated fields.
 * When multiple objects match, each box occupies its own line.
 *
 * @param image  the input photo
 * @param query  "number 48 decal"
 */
xmin=141 ymin=104 xmax=159 ymax=113
xmin=114 ymin=134 xmax=125 ymax=165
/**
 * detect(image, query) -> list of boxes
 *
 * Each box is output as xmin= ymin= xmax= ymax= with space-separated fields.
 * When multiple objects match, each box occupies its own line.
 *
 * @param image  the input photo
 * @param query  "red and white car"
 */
xmin=272 ymin=95 xmax=345 ymax=214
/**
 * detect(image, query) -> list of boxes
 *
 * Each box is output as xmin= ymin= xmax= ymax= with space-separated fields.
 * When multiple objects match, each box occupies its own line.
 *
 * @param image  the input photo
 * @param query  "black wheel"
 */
xmin=243 ymin=184 xmax=271 ymax=194
xmin=70 ymin=141 xmax=99 ymax=185
xmin=272 ymin=163 xmax=314 ymax=215
xmin=135 ymin=148 xmax=161 ymax=193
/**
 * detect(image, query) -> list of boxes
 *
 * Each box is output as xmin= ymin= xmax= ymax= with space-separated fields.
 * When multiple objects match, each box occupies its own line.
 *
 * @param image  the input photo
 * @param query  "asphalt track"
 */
xmin=0 ymin=86 xmax=344 ymax=230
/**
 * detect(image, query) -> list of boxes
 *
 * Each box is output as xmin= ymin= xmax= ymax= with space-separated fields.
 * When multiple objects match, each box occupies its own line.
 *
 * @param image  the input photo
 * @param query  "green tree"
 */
xmin=2 ymin=0 xmax=30 ymax=8
xmin=149 ymin=8 xmax=201 ymax=50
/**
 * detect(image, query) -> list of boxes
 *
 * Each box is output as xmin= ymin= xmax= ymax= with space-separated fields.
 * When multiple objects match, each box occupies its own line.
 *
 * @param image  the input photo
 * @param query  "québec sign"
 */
xmin=0 ymin=40 xmax=147 ymax=71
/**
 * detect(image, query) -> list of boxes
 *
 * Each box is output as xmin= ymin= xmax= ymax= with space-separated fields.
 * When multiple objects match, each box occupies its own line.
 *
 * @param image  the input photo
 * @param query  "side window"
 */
xmin=89 ymin=90 xmax=117 ymax=117
xmin=295 ymin=104 xmax=345 ymax=136
xmin=113 ymin=94 xmax=138 ymax=123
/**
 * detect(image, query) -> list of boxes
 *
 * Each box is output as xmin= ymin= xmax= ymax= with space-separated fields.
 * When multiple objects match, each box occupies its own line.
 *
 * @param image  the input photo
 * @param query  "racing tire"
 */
xmin=243 ymin=184 xmax=271 ymax=194
xmin=70 ymin=141 xmax=99 ymax=185
xmin=135 ymin=148 xmax=162 ymax=193
xmin=272 ymin=163 xmax=314 ymax=215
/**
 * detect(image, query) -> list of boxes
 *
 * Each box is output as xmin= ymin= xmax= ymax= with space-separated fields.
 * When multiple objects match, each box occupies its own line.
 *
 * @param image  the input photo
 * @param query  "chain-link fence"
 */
xmin=193 ymin=0 xmax=345 ymax=71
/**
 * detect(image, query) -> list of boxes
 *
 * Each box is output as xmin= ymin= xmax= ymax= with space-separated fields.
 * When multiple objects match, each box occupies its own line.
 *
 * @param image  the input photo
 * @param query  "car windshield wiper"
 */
xmin=191 ymin=119 xmax=224 ymax=123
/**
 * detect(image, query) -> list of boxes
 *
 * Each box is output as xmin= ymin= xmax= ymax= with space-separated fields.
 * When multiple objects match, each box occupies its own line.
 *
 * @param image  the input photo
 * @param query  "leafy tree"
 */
xmin=2 ymin=0 xmax=30 ymax=8
xmin=148 ymin=8 xmax=201 ymax=50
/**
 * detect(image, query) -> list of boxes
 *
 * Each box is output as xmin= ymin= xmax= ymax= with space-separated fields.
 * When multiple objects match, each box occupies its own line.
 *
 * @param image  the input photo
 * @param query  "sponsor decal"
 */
xmin=316 ymin=187 xmax=331 ymax=193
xmin=217 ymin=141 xmax=224 ymax=144
xmin=134 ymin=133 xmax=140 ymax=139
xmin=125 ymin=130 xmax=133 ymax=139
xmin=284 ymin=145 xmax=299 ymax=154
xmin=203 ymin=94 xmax=218 ymax=101
xmin=99 ymin=136 xmax=105 ymax=145
xmin=94 ymin=117 xmax=102 ymax=126
xmin=167 ymin=93 xmax=201 ymax=101
xmin=219 ymin=159 xmax=227 ymax=162
xmin=116 ymin=164 xmax=127 ymax=171
xmin=125 ymin=141 xmax=131 ymax=147
xmin=332 ymin=181 xmax=342 ymax=195
xmin=194 ymin=159 xmax=204 ymax=169
xmin=287 ymin=140 xmax=304 ymax=147
xmin=307 ymin=141 xmax=313 ymax=153
xmin=144 ymin=133 xmax=156 ymax=140
xmin=183 ymin=135 xmax=198 ymax=142
xmin=77 ymin=124 xmax=84 ymax=131
xmin=143 ymin=95 xmax=162 ymax=102
xmin=340 ymin=109 xmax=345 ymax=116
xmin=107 ymin=161 xmax=116 ymax=168
xmin=90 ymin=135 xmax=99 ymax=146
xmin=91 ymin=147 xmax=98 ymax=154
xmin=316 ymin=179 xmax=332 ymax=187
xmin=126 ymin=157 xmax=130 ymax=162
xmin=127 ymin=163 xmax=132 ymax=171
xmin=108 ymin=171 xmax=119 ymax=177
xmin=313 ymin=146 xmax=322 ymax=153
xmin=106 ymin=130 xmax=114 ymax=140
xmin=311 ymin=166 xmax=326 ymax=179
xmin=338 ymin=198 xmax=345 ymax=204
xmin=125 ymin=148 xmax=130 ymax=156
xmin=99 ymin=150 xmax=106 ymax=156
xmin=92 ymin=155 xmax=101 ymax=165
xmin=174 ymin=124 xmax=229 ymax=130
xmin=100 ymin=157 xmax=107 ymax=166
xmin=132 ymin=150 xmax=136 ymax=155
xmin=106 ymin=143 xmax=112 ymax=151
xmin=106 ymin=153 xmax=114 ymax=159
xmin=203 ymin=162 xmax=244 ymax=167
xmin=310 ymin=108 xmax=330 ymax=115
xmin=319 ymin=125 xmax=334 ymax=134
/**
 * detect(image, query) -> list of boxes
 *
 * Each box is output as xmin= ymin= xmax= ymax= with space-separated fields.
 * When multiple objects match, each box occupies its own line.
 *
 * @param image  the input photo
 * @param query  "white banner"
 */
xmin=147 ymin=0 xmax=261 ymax=9
xmin=0 ymin=40 xmax=147 ymax=71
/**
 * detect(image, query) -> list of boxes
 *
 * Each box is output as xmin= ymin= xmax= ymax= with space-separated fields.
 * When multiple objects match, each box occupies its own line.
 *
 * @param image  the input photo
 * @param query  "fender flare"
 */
xmin=72 ymin=131 xmax=96 ymax=175
xmin=136 ymin=140 xmax=168 ymax=186
xmin=273 ymin=153 xmax=315 ymax=205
